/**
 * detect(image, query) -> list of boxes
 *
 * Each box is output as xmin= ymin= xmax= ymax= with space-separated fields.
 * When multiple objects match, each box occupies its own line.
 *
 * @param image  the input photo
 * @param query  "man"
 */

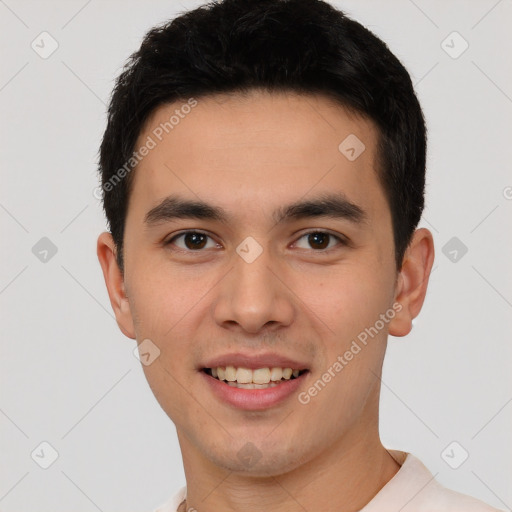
xmin=96 ymin=0 xmax=502 ymax=510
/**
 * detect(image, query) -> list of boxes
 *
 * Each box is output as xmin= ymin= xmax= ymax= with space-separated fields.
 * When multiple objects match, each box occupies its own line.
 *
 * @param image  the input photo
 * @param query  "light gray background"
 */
xmin=1 ymin=1 xmax=511 ymax=511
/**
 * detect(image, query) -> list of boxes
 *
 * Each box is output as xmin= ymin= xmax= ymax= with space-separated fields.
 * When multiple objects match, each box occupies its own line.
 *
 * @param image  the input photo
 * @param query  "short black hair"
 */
xmin=98 ymin=0 xmax=427 ymax=272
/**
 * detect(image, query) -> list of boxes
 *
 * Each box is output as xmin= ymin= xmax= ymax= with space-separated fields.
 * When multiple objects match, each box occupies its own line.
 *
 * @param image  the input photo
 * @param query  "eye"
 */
xmin=165 ymin=231 xmax=219 ymax=251
xmin=294 ymin=231 xmax=346 ymax=251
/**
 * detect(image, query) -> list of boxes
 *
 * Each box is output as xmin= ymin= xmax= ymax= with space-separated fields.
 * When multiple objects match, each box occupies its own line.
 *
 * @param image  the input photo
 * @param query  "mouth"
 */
xmin=202 ymin=366 xmax=309 ymax=389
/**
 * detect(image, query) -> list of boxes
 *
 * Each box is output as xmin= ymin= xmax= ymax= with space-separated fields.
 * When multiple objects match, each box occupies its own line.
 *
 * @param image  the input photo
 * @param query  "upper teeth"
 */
xmin=210 ymin=366 xmax=301 ymax=384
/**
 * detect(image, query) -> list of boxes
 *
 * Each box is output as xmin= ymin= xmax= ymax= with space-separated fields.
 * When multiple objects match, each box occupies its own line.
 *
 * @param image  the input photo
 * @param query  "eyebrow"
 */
xmin=144 ymin=192 xmax=367 ymax=227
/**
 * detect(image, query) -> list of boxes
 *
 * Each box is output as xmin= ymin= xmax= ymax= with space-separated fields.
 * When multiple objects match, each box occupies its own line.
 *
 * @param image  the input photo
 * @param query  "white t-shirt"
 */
xmin=153 ymin=450 xmax=503 ymax=512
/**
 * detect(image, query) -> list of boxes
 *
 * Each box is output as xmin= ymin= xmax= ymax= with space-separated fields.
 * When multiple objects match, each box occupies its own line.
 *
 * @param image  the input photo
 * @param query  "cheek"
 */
xmin=128 ymin=261 xmax=202 ymax=330
xmin=128 ymin=269 xmax=201 ymax=421
xmin=127 ymin=262 xmax=214 ymax=376
xmin=293 ymin=262 xmax=393 ymax=342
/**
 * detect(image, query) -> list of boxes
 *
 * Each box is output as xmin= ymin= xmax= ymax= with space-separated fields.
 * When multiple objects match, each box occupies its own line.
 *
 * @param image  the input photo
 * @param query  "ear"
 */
xmin=388 ymin=228 xmax=435 ymax=337
xmin=97 ymin=232 xmax=136 ymax=339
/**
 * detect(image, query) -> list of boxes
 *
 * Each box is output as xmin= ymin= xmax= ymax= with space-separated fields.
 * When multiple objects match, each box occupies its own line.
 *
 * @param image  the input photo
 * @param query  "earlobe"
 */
xmin=96 ymin=232 xmax=136 ymax=339
xmin=388 ymin=228 xmax=435 ymax=338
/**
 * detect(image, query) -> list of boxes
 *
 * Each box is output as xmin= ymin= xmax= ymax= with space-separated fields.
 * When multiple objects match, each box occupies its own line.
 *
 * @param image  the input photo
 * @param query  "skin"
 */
xmin=98 ymin=90 xmax=435 ymax=512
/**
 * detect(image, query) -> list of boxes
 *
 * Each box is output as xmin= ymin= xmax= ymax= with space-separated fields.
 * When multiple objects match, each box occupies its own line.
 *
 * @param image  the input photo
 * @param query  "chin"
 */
xmin=205 ymin=439 xmax=310 ymax=478
xmin=216 ymin=455 xmax=299 ymax=478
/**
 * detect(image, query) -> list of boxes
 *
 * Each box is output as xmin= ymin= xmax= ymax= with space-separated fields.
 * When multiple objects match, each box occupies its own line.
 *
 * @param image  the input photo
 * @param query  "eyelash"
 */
xmin=164 ymin=230 xmax=348 ymax=253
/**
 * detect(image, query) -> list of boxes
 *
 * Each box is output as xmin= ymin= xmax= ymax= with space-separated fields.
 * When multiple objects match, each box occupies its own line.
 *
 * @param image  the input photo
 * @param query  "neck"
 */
xmin=177 ymin=426 xmax=401 ymax=512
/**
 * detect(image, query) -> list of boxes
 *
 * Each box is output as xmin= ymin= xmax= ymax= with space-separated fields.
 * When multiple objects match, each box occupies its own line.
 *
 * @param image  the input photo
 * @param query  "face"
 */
xmin=98 ymin=90 xmax=429 ymax=477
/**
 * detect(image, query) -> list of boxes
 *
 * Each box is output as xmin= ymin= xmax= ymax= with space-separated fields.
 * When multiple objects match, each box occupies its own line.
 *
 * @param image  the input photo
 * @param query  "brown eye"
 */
xmin=294 ymin=231 xmax=346 ymax=251
xmin=307 ymin=232 xmax=330 ymax=250
xmin=183 ymin=232 xmax=207 ymax=249
xmin=166 ymin=231 xmax=217 ymax=251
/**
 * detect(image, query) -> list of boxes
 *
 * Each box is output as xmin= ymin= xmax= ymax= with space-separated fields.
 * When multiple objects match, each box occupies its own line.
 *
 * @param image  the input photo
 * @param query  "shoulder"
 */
xmin=363 ymin=451 xmax=504 ymax=512
xmin=426 ymin=484 xmax=504 ymax=512
xmin=404 ymin=454 xmax=503 ymax=512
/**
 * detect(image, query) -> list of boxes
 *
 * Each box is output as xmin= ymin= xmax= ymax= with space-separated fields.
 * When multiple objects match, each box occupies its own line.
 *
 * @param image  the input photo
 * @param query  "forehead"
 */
xmin=129 ymin=90 xmax=386 ymax=223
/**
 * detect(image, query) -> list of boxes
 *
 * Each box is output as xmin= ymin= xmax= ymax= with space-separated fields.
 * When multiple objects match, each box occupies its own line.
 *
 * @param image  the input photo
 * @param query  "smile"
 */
xmin=201 ymin=366 xmax=309 ymax=410
xmin=203 ymin=366 xmax=307 ymax=388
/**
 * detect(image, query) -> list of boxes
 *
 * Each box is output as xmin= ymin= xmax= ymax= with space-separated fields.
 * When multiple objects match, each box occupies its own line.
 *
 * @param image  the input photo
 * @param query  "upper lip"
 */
xmin=201 ymin=352 xmax=309 ymax=370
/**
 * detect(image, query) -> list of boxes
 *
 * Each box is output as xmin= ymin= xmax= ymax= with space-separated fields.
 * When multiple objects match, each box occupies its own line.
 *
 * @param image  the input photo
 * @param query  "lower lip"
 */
xmin=200 ymin=370 xmax=308 ymax=411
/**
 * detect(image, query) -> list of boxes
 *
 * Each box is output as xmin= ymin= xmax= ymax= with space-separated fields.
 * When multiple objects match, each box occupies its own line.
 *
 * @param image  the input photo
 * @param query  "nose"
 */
xmin=212 ymin=242 xmax=295 ymax=334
